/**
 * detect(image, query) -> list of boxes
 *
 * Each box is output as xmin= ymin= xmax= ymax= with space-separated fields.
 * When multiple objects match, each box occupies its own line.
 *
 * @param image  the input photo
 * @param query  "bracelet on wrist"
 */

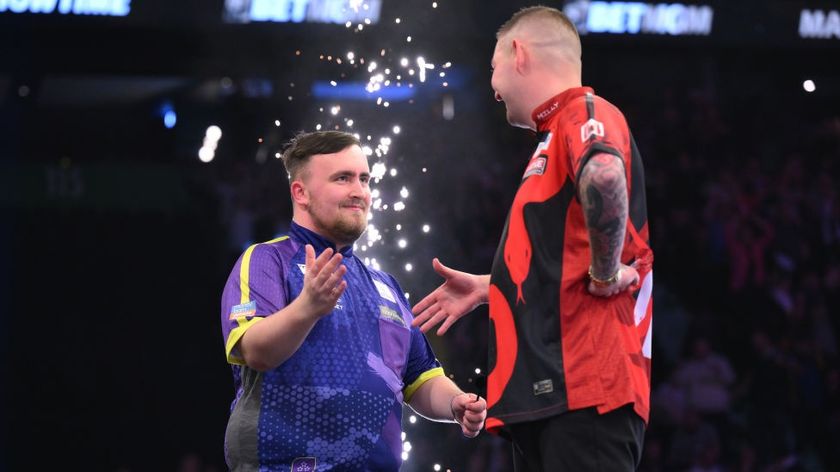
xmin=588 ymin=266 xmax=621 ymax=288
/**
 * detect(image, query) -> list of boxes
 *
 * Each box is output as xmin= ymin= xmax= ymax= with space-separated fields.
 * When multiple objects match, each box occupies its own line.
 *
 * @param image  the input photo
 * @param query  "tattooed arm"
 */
xmin=578 ymin=153 xmax=639 ymax=297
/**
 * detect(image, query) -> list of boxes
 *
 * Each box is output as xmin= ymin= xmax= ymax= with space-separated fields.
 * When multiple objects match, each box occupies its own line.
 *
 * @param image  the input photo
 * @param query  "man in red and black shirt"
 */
xmin=413 ymin=6 xmax=653 ymax=471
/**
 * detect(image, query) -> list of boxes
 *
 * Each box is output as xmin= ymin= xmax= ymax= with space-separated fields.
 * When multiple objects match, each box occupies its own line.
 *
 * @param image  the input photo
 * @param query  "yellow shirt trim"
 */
xmin=239 ymin=244 xmax=258 ymax=304
xmin=228 ymin=235 xmax=289 ymax=365
xmin=238 ymin=236 xmax=289 ymax=304
xmin=403 ymin=366 xmax=445 ymax=402
xmin=225 ymin=316 xmax=265 ymax=365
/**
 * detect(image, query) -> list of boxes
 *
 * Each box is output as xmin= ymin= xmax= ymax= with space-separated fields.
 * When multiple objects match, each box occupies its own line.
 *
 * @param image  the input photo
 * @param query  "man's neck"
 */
xmin=523 ymin=75 xmax=582 ymax=130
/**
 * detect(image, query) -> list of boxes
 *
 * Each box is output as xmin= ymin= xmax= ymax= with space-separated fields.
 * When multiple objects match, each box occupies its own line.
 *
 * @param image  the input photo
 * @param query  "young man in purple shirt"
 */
xmin=220 ymin=131 xmax=487 ymax=471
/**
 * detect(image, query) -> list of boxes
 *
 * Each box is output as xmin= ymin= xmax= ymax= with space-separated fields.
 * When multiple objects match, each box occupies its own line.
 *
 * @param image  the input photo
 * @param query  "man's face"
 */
xmin=300 ymin=145 xmax=371 ymax=247
xmin=491 ymin=38 xmax=527 ymax=128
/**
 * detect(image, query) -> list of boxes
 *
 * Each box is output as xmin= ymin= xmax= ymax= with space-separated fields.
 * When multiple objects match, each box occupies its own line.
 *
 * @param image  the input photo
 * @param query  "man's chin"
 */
xmin=333 ymin=220 xmax=367 ymax=246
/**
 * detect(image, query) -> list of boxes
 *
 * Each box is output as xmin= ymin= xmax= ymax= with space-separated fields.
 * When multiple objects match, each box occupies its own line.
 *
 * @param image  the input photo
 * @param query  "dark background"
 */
xmin=2 ymin=1 xmax=840 ymax=470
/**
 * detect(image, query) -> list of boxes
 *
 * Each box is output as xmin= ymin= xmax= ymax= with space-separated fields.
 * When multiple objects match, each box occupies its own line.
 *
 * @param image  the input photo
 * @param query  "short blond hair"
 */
xmin=496 ymin=5 xmax=582 ymax=68
xmin=497 ymin=5 xmax=579 ymax=39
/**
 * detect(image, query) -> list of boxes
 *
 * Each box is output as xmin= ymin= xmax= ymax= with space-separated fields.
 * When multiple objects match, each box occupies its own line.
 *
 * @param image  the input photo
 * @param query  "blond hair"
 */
xmin=496 ymin=6 xmax=581 ymax=63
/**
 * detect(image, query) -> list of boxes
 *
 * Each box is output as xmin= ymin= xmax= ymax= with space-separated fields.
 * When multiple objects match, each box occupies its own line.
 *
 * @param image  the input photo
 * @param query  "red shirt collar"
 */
xmin=531 ymin=86 xmax=594 ymax=131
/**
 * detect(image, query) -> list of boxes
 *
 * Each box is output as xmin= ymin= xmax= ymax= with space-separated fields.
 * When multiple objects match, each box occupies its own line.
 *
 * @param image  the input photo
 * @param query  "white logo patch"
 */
xmin=580 ymin=118 xmax=605 ymax=142
xmin=297 ymin=263 xmax=307 ymax=274
xmin=523 ymin=157 xmax=547 ymax=179
xmin=533 ymin=379 xmax=554 ymax=395
xmin=373 ymin=279 xmax=397 ymax=303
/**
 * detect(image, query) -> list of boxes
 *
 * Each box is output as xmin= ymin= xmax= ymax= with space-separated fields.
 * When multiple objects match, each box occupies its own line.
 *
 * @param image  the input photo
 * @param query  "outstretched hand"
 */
xmin=299 ymin=245 xmax=347 ymax=317
xmin=451 ymin=393 xmax=487 ymax=438
xmin=411 ymin=259 xmax=488 ymax=335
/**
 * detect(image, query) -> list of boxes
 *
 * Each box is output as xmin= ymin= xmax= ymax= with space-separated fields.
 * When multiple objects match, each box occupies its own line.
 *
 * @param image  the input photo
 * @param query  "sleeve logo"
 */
xmin=229 ymin=300 xmax=256 ymax=320
xmin=580 ymin=118 xmax=605 ymax=142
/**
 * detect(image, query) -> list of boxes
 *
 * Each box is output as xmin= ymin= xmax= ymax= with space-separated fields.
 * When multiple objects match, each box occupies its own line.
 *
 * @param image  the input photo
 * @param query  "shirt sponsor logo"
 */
xmin=535 ymin=101 xmax=559 ymax=120
xmin=533 ymin=379 xmax=554 ymax=396
xmin=291 ymin=457 xmax=317 ymax=471
xmin=580 ymin=118 xmax=605 ymax=142
xmin=799 ymin=10 xmax=840 ymax=39
xmin=229 ymin=300 xmax=256 ymax=320
xmin=379 ymin=305 xmax=406 ymax=326
xmin=224 ymin=0 xmax=383 ymax=26
xmin=565 ymin=1 xmax=714 ymax=36
xmin=373 ymin=279 xmax=397 ymax=303
xmin=523 ymin=157 xmax=547 ymax=179
xmin=0 ymin=0 xmax=131 ymax=16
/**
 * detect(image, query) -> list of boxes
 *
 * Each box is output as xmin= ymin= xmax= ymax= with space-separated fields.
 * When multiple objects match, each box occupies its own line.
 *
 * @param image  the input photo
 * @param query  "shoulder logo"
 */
xmin=580 ymin=118 xmax=604 ymax=142
xmin=229 ymin=300 xmax=256 ymax=320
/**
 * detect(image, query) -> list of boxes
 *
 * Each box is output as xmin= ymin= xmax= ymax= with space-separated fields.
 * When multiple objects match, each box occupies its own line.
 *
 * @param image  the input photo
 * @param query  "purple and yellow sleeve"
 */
xmin=402 ymin=328 xmax=445 ymax=402
xmin=221 ymin=237 xmax=289 ymax=365
xmin=384 ymin=274 xmax=444 ymax=401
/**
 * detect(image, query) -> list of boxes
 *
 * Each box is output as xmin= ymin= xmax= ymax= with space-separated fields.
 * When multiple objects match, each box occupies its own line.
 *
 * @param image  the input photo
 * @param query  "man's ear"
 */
xmin=290 ymin=180 xmax=308 ymax=207
xmin=512 ymin=38 xmax=528 ymax=73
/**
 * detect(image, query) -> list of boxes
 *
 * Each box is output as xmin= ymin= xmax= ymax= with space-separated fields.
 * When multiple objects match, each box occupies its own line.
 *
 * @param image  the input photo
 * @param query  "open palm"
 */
xmin=411 ymin=259 xmax=488 ymax=335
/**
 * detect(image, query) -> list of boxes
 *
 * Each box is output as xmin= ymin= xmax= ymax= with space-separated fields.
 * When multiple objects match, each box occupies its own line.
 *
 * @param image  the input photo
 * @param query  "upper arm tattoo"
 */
xmin=578 ymin=153 xmax=628 ymax=279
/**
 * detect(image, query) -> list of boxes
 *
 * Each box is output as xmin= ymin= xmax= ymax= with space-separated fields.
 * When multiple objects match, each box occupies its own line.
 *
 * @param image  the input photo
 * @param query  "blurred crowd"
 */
xmin=636 ymin=90 xmax=840 ymax=472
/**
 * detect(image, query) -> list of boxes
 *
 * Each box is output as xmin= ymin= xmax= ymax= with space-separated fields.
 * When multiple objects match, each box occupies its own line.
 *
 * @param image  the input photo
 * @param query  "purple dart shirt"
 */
xmin=221 ymin=222 xmax=443 ymax=471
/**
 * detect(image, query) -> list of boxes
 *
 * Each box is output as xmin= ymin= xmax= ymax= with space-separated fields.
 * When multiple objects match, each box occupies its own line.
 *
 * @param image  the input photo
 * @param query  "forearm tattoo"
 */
xmin=579 ymin=153 xmax=628 ymax=279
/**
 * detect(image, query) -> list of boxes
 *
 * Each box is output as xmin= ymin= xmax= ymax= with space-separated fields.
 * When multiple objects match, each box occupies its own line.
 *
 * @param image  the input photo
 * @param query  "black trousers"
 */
xmin=509 ymin=404 xmax=645 ymax=472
